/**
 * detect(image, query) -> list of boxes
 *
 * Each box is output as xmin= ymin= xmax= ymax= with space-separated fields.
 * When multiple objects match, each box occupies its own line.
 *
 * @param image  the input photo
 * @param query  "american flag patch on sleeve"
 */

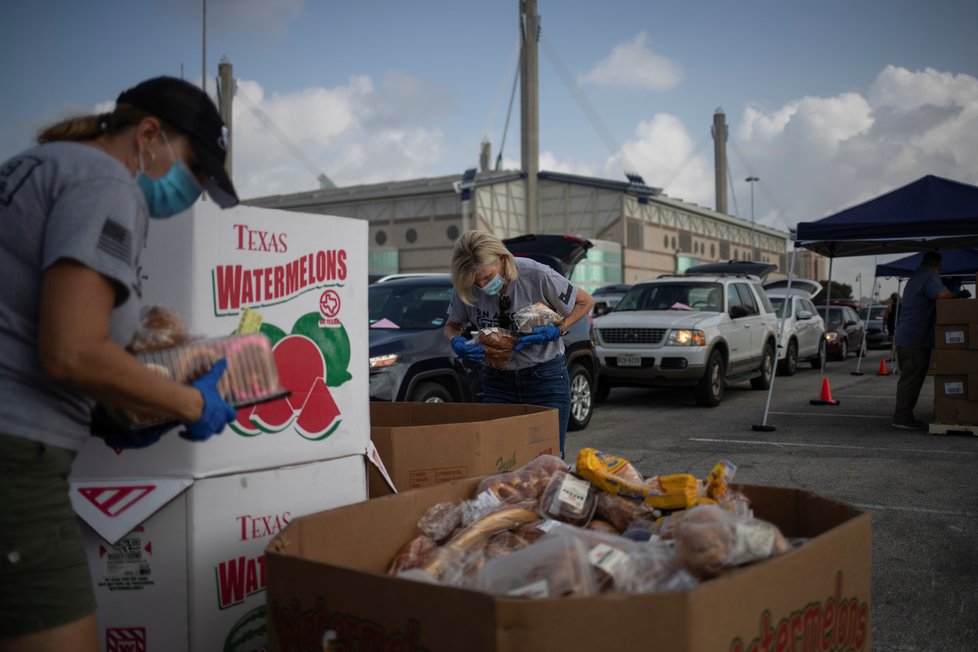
xmin=98 ymin=218 xmax=133 ymax=263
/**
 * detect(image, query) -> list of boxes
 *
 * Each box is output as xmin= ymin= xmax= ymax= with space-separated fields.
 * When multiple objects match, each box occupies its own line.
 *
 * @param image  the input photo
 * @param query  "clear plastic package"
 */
xmin=595 ymin=492 xmax=659 ymax=533
xmin=512 ymin=302 xmax=562 ymax=332
xmin=476 ymin=455 xmax=570 ymax=507
xmin=544 ymin=525 xmax=638 ymax=593
xmin=126 ymin=305 xmax=195 ymax=353
xmin=474 ymin=532 xmax=597 ymax=598
xmin=388 ymin=535 xmax=438 ymax=575
xmin=539 ymin=470 xmax=597 ymax=527
xmin=91 ymin=333 xmax=288 ymax=438
xmin=417 ymin=500 xmax=463 ymax=543
xmin=672 ymin=504 xmax=791 ymax=578
xmin=473 ymin=328 xmax=518 ymax=370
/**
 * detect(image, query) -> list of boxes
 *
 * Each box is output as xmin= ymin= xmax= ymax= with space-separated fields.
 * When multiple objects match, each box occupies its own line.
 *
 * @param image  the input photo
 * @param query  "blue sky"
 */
xmin=3 ymin=0 xmax=977 ymax=295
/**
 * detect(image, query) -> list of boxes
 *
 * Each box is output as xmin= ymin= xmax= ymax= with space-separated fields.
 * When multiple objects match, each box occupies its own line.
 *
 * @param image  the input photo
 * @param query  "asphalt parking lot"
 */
xmin=567 ymin=348 xmax=978 ymax=652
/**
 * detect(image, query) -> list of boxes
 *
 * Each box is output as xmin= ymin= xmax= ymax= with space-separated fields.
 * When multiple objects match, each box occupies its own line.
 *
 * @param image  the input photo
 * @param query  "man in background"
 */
xmin=892 ymin=252 xmax=970 ymax=429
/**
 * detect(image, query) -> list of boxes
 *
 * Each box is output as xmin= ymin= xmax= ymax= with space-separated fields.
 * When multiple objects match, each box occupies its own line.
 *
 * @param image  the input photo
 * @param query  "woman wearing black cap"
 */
xmin=0 ymin=77 xmax=239 ymax=651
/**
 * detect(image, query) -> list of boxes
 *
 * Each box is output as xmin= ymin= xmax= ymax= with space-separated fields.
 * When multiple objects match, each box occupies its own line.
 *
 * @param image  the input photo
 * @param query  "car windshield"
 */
xmin=615 ymin=282 xmax=723 ymax=312
xmin=769 ymin=297 xmax=792 ymax=318
xmin=858 ymin=306 xmax=886 ymax=321
xmin=368 ymin=284 xmax=453 ymax=329
xmin=817 ymin=307 xmax=843 ymax=328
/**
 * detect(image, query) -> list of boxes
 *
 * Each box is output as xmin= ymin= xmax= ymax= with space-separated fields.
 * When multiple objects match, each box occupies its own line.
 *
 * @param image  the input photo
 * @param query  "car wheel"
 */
xmin=594 ymin=376 xmax=611 ymax=403
xmin=751 ymin=342 xmax=775 ymax=390
xmin=567 ymin=364 xmax=593 ymax=431
xmin=409 ymin=382 xmax=452 ymax=403
xmin=810 ymin=339 xmax=826 ymax=369
xmin=693 ymin=349 xmax=725 ymax=407
xmin=777 ymin=339 xmax=798 ymax=376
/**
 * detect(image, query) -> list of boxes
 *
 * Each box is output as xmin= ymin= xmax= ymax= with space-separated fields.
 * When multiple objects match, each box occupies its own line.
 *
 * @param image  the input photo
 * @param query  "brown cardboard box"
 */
xmin=972 ymin=323 xmax=978 ymax=350
xmin=934 ymin=397 xmax=978 ymax=425
xmin=369 ymin=403 xmax=559 ymax=497
xmin=265 ymin=479 xmax=872 ymax=652
xmin=934 ymin=375 xmax=969 ymax=400
xmin=931 ymin=349 xmax=978 ymax=376
xmin=936 ymin=298 xmax=978 ymax=325
xmin=935 ymin=324 xmax=969 ymax=349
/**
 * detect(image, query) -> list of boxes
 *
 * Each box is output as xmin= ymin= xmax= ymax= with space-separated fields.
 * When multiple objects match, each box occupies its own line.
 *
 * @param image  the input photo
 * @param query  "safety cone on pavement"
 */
xmin=810 ymin=376 xmax=840 ymax=406
xmin=877 ymin=358 xmax=889 ymax=376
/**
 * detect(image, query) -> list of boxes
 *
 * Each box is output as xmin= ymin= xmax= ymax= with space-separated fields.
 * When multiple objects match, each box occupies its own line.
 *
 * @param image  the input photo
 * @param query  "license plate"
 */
xmin=617 ymin=355 xmax=641 ymax=367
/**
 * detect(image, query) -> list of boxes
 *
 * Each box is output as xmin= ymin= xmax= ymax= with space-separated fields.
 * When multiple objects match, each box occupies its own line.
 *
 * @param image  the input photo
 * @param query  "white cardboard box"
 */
xmin=72 ymin=202 xmax=369 ymax=479
xmin=70 ymin=454 xmax=367 ymax=652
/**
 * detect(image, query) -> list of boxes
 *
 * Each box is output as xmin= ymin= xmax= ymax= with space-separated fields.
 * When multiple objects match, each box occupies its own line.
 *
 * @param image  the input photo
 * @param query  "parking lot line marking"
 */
xmin=688 ymin=437 xmax=977 ymax=456
xmin=851 ymin=503 xmax=976 ymax=518
xmin=769 ymin=410 xmax=889 ymax=419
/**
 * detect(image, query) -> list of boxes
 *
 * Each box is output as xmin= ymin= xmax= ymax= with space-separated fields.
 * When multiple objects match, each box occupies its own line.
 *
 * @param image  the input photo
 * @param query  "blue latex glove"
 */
xmin=102 ymin=424 xmax=172 ymax=450
xmin=180 ymin=358 xmax=237 ymax=442
xmin=451 ymin=335 xmax=485 ymax=362
xmin=514 ymin=324 xmax=562 ymax=351
xmin=956 ymin=288 xmax=972 ymax=298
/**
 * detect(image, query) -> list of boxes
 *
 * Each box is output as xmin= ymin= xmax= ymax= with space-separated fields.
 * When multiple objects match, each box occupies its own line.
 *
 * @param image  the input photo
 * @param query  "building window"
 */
xmin=375 ymin=230 xmax=387 ymax=246
xmin=671 ymin=236 xmax=677 ymax=250
xmin=627 ymin=221 xmax=644 ymax=249
xmin=447 ymin=225 xmax=460 ymax=240
xmin=406 ymin=228 xmax=417 ymax=244
xmin=663 ymin=235 xmax=669 ymax=249
xmin=719 ymin=242 xmax=730 ymax=259
xmin=710 ymin=243 xmax=716 ymax=258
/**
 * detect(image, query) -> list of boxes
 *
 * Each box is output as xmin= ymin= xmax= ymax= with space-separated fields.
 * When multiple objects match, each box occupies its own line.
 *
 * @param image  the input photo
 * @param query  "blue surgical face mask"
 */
xmin=480 ymin=273 xmax=504 ymax=296
xmin=136 ymin=132 xmax=203 ymax=219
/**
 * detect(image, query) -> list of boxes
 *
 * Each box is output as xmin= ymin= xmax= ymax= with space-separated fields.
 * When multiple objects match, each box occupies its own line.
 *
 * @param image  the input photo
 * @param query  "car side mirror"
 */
xmin=730 ymin=305 xmax=750 ymax=319
xmin=797 ymin=310 xmax=813 ymax=320
xmin=593 ymin=305 xmax=609 ymax=317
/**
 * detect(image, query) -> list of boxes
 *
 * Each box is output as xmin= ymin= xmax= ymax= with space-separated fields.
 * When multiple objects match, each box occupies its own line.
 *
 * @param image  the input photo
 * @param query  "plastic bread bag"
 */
xmin=629 ymin=539 xmax=699 ymax=594
xmin=417 ymin=500 xmax=464 ymax=543
xmin=595 ymin=491 xmax=660 ymax=533
xmin=473 ymin=531 xmax=597 ymax=598
xmin=538 ymin=470 xmax=598 ymax=527
xmin=515 ymin=518 xmax=566 ymax=544
xmin=388 ymin=535 xmax=438 ymax=575
xmin=576 ymin=448 xmax=699 ymax=511
xmin=543 ymin=524 xmax=639 ymax=593
xmin=475 ymin=455 xmax=571 ymax=508
xmin=672 ymin=503 xmax=791 ymax=579
xmin=126 ymin=305 xmax=196 ymax=354
xmin=473 ymin=328 xmax=518 ymax=370
xmin=513 ymin=302 xmax=563 ymax=333
xmin=705 ymin=459 xmax=737 ymax=501
xmin=419 ymin=504 xmax=540 ymax=581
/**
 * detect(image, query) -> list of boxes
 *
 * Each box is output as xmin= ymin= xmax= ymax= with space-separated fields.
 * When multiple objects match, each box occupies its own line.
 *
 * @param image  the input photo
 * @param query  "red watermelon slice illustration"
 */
xmin=230 ymin=404 xmax=261 ymax=436
xmin=250 ymin=334 xmax=325 ymax=432
xmin=294 ymin=376 xmax=341 ymax=440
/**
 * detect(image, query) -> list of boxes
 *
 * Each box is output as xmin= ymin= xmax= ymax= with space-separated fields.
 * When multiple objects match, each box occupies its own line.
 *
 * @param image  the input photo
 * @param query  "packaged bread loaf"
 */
xmin=474 ymin=328 xmax=518 ymax=370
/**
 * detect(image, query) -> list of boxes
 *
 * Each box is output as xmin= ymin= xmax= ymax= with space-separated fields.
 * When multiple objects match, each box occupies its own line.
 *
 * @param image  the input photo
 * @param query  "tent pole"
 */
xmin=892 ymin=278 xmax=904 ymax=376
xmin=753 ymin=246 xmax=797 ymax=431
xmin=811 ymin=255 xmax=839 ymax=405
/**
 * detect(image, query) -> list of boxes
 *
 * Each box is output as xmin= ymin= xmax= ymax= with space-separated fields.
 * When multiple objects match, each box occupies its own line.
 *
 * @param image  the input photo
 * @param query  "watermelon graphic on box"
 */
xmin=232 ymin=314 xmax=347 ymax=439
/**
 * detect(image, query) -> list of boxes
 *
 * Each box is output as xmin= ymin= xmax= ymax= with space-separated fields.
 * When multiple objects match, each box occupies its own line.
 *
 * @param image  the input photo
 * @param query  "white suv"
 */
xmin=593 ymin=274 xmax=779 ymax=406
xmin=762 ymin=279 xmax=826 ymax=376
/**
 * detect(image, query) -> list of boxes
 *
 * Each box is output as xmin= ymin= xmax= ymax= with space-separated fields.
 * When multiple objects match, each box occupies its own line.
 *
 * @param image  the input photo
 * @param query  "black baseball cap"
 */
xmin=117 ymin=76 xmax=239 ymax=207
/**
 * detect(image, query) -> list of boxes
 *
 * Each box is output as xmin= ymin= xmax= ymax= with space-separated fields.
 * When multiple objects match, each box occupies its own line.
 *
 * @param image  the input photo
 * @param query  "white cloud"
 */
xmin=230 ymin=75 xmax=448 ymax=197
xmin=610 ymin=113 xmax=714 ymax=206
xmin=580 ymin=32 xmax=682 ymax=91
xmin=539 ymin=151 xmax=596 ymax=177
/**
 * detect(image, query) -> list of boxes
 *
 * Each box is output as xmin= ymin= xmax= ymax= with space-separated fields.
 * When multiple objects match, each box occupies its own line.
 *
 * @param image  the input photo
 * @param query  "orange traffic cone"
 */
xmin=810 ymin=376 xmax=840 ymax=406
xmin=877 ymin=358 xmax=889 ymax=376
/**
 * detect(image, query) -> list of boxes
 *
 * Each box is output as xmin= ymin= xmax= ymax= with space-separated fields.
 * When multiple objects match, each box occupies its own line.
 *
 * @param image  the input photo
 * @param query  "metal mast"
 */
xmin=218 ymin=57 xmax=234 ymax=178
xmin=712 ymin=107 xmax=728 ymax=215
xmin=520 ymin=0 xmax=540 ymax=234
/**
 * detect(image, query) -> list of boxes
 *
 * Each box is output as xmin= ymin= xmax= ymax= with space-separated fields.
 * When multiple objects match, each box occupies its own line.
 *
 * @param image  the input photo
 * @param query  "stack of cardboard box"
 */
xmin=69 ymin=203 xmax=372 ymax=651
xmin=931 ymin=296 xmax=978 ymax=430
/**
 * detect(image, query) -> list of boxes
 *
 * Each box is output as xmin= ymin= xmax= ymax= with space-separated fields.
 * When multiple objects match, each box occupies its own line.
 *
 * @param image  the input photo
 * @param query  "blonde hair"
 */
xmin=451 ymin=230 xmax=518 ymax=305
xmin=37 ymin=104 xmax=158 ymax=144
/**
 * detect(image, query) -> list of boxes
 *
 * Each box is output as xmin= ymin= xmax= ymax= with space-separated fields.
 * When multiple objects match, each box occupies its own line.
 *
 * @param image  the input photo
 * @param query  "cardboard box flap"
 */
xmin=70 ymin=477 xmax=192 ymax=545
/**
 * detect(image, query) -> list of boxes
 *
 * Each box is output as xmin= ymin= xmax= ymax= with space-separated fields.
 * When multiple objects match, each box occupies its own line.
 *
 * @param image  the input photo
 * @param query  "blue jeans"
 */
xmin=481 ymin=355 xmax=570 ymax=457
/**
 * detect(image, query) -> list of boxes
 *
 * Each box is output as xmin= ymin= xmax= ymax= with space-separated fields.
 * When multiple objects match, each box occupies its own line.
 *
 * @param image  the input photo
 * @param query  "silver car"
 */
xmin=764 ymin=283 xmax=827 ymax=375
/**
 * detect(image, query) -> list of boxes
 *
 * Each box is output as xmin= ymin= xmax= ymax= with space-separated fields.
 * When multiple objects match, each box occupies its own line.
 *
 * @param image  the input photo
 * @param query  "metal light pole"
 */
xmin=746 ymin=176 xmax=759 ymax=259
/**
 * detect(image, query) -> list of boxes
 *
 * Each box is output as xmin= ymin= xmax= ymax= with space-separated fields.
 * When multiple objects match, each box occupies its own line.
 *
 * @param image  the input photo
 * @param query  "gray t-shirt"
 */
xmin=893 ymin=266 xmax=948 ymax=349
xmin=0 ymin=142 xmax=148 ymax=450
xmin=448 ymin=257 xmax=578 ymax=370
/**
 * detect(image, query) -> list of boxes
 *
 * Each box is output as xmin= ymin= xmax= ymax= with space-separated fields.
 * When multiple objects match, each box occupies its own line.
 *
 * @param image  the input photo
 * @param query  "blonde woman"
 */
xmin=0 ymin=77 xmax=238 ymax=651
xmin=443 ymin=230 xmax=594 ymax=458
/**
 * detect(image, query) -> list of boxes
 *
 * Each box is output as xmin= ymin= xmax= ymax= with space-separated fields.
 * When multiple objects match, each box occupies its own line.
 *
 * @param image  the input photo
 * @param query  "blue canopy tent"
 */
xmin=753 ymin=175 xmax=978 ymax=430
xmin=875 ymin=248 xmax=978 ymax=279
